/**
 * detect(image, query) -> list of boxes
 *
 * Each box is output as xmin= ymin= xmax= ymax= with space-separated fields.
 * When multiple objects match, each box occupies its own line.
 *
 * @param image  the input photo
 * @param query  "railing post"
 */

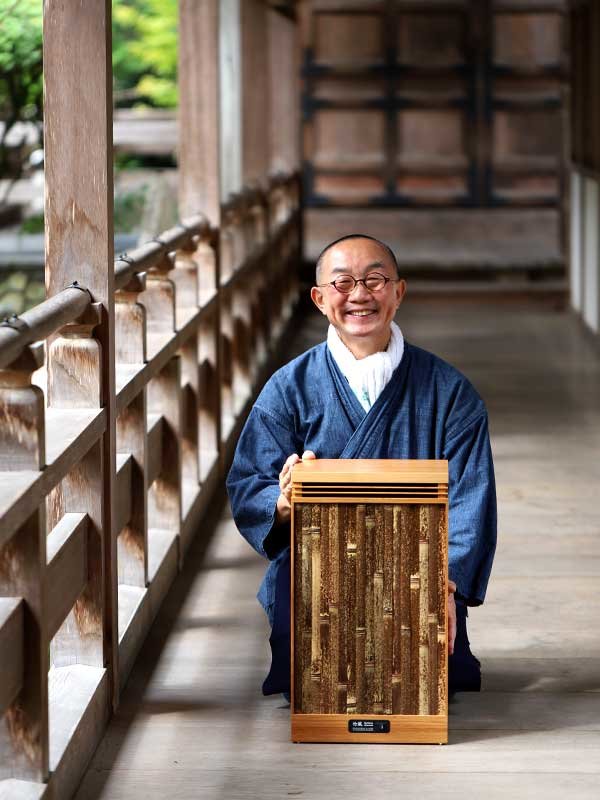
xmin=0 ymin=343 xmax=45 ymax=470
xmin=43 ymin=0 xmax=117 ymax=702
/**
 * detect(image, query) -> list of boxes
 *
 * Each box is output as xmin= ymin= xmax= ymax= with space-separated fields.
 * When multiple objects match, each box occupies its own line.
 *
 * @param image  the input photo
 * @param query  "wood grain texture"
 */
xmin=291 ymin=713 xmax=447 ymax=745
xmin=0 ymin=348 xmax=46 ymax=471
xmin=0 ymin=509 xmax=48 ymax=780
xmin=116 ymin=392 xmax=147 ymax=588
xmin=46 ymin=513 xmax=88 ymax=640
xmin=50 ymin=440 xmax=104 ymax=670
xmin=178 ymin=0 xmax=220 ymax=225
xmin=292 ymin=461 xmax=448 ymax=741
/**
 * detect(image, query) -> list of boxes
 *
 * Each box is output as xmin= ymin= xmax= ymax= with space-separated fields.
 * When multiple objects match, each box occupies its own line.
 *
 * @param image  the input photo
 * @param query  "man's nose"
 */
xmin=349 ymin=279 xmax=371 ymax=298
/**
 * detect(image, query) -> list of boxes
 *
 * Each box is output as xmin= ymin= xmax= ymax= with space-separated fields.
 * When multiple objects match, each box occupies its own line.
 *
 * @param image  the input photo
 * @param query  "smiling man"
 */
xmin=227 ymin=234 xmax=497 ymax=700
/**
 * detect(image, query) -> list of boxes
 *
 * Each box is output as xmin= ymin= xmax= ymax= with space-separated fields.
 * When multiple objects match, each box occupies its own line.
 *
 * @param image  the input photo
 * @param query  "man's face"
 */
xmin=310 ymin=238 xmax=406 ymax=357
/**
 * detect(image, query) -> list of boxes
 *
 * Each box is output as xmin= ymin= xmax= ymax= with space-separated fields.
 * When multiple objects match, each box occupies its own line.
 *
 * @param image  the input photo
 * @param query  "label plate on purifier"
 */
xmin=348 ymin=720 xmax=390 ymax=734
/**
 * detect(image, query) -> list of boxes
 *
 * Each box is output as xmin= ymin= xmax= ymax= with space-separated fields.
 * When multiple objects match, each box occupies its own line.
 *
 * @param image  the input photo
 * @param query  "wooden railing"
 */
xmin=0 ymin=173 xmax=301 ymax=798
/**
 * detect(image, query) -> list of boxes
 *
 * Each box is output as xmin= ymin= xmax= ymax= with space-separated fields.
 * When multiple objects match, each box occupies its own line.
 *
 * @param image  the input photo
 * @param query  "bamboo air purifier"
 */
xmin=290 ymin=459 xmax=449 ymax=744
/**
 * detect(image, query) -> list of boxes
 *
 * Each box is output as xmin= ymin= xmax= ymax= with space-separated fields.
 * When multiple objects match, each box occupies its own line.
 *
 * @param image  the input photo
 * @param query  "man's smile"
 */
xmin=346 ymin=309 xmax=377 ymax=316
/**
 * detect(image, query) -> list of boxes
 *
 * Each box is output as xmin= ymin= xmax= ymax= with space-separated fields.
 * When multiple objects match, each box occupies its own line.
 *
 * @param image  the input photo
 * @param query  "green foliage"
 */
xmin=113 ymin=0 xmax=178 ymax=109
xmin=0 ymin=0 xmax=43 ymax=181
xmin=19 ymin=211 xmax=43 ymax=233
xmin=113 ymin=184 xmax=147 ymax=232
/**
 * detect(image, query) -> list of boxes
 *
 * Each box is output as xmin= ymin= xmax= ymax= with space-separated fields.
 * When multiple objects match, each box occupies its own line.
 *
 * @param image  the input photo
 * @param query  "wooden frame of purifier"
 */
xmin=290 ymin=459 xmax=449 ymax=744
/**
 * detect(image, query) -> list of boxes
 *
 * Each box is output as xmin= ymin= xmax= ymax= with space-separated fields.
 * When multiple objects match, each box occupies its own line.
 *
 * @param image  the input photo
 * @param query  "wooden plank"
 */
xmin=46 ymin=513 xmax=88 ymax=640
xmin=147 ymin=528 xmax=179 ymax=619
xmin=117 ymin=584 xmax=149 ymax=689
xmin=178 ymin=0 xmax=221 ymax=225
xmin=47 ymin=665 xmax=108 ymax=799
xmin=292 ymin=459 xmax=449 ymax=484
xmin=43 ymin=0 xmax=117 ymax=705
xmin=0 ymin=599 xmax=23 ymax=718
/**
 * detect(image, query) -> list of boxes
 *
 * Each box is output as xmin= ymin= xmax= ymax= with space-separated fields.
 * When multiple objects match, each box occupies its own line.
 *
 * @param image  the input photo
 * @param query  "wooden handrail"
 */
xmin=114 ymin=213 xmax=209 ymax=289
xmin=0 ymin=285 xmax=91 ymax=369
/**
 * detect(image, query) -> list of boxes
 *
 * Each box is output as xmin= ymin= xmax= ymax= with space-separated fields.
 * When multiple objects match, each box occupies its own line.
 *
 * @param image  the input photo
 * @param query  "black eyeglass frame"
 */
xmin=316 ymin=272 xmax=400 ymax=295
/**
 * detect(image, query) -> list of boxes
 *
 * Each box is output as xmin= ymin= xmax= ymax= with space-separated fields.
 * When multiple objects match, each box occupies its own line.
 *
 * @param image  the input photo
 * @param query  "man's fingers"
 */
xmin=280 ymin=452 xmax=315 ymax=492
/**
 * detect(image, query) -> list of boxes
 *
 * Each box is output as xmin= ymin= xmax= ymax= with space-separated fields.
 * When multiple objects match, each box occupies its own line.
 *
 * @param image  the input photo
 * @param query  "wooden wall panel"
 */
xmin=494 ymin=14 xmax=562 ymax=69
xmin=302 ymin=0 xmax=567 ymax=213
xmin=314 ymin=111 xmax=386 ymax=169
xmin=397 ymin=13 xmax=466 ymax=67
xmin=314 ymin=13 xmax=383 ymax=64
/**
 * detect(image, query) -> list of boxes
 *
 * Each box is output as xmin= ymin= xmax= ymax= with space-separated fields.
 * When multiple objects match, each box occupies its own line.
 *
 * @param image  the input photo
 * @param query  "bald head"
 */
xmin=315 ymin=234 xmax=400 ymax=284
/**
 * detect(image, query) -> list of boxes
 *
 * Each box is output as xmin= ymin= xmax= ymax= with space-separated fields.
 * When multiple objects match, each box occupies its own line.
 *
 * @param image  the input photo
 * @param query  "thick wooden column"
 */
xmin=178 ymin=0 xmax=222 ymax=490
xmin=268 ymin=8 xmax=300 ymax=174
xmin=178 ymin=0 xmax=221 ymax=225
xmin=241 ymin=0 xmax=270 ymax=184
xmin=43 ymin=0 xmax=117 ymax=700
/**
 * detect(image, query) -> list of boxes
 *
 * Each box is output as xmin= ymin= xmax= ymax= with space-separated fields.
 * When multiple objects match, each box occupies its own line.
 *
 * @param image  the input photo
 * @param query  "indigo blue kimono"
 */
xmin=227 ymin=341 xmax=496 ymax=691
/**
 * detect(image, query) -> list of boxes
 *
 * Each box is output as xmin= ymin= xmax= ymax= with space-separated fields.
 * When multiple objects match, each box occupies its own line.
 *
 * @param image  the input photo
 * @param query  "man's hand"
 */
xmin=448 ymin=579 xmax=457 ymax=656
xmin=275 ymin=451 xmax=316 ymax=524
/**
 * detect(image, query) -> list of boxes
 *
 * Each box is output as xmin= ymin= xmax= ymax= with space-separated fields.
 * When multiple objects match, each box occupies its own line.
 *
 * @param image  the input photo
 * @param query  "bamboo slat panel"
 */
xmin=291 ymin=460 xmax=448 ymax=744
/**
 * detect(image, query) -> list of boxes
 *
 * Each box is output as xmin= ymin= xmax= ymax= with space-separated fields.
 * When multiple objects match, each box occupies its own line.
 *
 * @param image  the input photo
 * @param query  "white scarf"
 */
xmin=327 ymin=321 xmax=404 ymax=412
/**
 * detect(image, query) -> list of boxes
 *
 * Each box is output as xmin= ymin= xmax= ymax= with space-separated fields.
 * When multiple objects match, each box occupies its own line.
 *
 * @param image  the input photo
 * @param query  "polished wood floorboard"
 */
xmin=76 ymin=302 xmax=600 ymax=800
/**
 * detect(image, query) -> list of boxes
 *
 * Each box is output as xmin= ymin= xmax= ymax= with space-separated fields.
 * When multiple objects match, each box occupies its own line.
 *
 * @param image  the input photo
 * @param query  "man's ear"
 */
xmin=395 ymin=279 xmax=407 ymax=307
xmin=310 ymin=285 xmax=327 ymax=315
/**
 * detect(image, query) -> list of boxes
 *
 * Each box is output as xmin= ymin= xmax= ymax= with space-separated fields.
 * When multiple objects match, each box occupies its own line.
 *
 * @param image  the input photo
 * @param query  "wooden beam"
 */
xmin=43 ymin=0 xmax=117 ymax=704
xmin=46 ymin=513 xmax=88 ymax=641
xmin=178 ymin=0 xmax=221 ymax=224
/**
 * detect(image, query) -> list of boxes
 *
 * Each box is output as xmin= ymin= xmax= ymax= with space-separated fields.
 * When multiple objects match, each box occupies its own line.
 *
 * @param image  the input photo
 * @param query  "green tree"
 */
xmin=112 ymin=0 xmax=178 ymax=109
xmin=0 ymin=0 xmax=43 ymax=201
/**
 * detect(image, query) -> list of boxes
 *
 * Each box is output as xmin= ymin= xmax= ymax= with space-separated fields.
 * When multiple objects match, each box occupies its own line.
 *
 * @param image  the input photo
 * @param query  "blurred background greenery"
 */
xmin=0 ymin=0 xmax=178 ymax=315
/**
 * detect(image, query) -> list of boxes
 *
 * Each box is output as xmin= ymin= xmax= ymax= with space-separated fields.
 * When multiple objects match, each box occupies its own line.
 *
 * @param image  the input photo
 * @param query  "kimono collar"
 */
xmin=326 ymin=321 xmax=405 ymax=412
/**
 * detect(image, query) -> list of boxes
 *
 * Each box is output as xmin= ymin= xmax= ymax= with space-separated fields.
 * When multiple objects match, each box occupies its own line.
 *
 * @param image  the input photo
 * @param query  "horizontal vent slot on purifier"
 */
xmin=297 ymin=482 xmax=446 ymax=499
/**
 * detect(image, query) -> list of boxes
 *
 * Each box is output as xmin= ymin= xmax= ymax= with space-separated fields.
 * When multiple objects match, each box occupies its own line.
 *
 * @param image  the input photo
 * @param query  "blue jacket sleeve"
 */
xmin=226 ymin=399 xmax=300 ymax=561
xmin=444 ymin=411 xmax=497 ymax=606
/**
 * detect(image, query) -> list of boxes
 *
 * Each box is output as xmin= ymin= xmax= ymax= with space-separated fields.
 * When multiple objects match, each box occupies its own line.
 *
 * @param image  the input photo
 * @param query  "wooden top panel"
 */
xmin=291 ymin=459 xmax=448 ymax=484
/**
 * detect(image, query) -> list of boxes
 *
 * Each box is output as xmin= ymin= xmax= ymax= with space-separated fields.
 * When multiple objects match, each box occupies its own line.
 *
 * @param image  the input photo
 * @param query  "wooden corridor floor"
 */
xmin=75 ymin=300 xmax=600 ymax=800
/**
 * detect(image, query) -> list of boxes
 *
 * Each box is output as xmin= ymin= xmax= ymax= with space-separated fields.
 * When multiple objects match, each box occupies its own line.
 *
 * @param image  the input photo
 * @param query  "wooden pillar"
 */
xmin=178 ymin=0 xmax=221 ymax=225
xmin=268 ymin=8 xmax=300 ymax=174
xmin=43 ymin=0 xmax=117 ymax=700
xmin=241 ymin=0 xmax=270 ymax=184
xmin=178 ymin=0 xmax=222 ymax=486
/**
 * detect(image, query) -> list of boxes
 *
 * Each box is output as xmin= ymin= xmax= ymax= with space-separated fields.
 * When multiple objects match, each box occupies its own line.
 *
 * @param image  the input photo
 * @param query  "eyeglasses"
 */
xmin=317 ymin=272 xmax=398 ymax=294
